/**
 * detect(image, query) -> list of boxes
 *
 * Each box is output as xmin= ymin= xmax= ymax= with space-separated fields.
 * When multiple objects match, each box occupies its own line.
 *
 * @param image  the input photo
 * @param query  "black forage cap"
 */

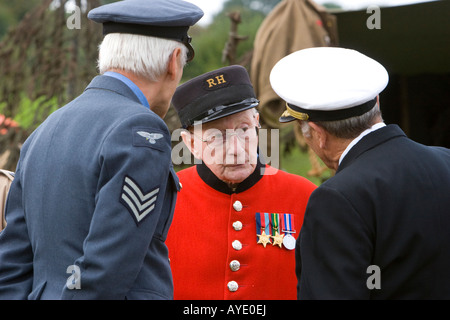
xmin=172 ymin=65 xmax=259 ymax=128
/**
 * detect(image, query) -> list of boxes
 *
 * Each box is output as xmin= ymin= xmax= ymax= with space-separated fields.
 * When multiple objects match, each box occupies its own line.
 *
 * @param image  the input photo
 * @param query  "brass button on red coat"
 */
xmin=232 ymin=221 xmax=243 ymax=231
xmin=233 ymin=201 xmax=243 ymax=212
xmin=232 ymin=240 xmax=242 ymax=251
xmin=229 ymin=260 xmax=241 ymax=272
xmin=227 ymin=281 xmax=239 ymax=292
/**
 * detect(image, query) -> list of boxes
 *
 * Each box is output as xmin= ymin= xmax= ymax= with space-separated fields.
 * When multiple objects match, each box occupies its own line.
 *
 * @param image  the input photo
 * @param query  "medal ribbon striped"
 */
xmin=255 ymin=212 xmax=261 ymax=241
xmin=270 ymin=213 xmax=279 ymax=236
xmin=255 ymin=212 xmax=271 ymax=241
xmin=282 ymin=213 xmax=295 ymax=234
xmin=264 ymin=212 xmax=271 ymax=235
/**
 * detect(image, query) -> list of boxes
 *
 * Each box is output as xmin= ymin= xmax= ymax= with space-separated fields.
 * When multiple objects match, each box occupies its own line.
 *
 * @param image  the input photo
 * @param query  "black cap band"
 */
xmin=287 ymin=97 xmax=378 ymax=122
xmin=172 ymin=65 xmax=258 ymax=127
xmin=103 ymin=22 xmax=189 ymax=40
xmin=103 ymin=22 xmax=194 ymax=61
xmin=177 ymin=84 xmax=257 ymax=128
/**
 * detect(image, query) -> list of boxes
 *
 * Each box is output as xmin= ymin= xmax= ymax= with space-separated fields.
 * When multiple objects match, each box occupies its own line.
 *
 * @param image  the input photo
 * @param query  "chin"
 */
xmin=221 ymin=165 xmax=254 ymax=184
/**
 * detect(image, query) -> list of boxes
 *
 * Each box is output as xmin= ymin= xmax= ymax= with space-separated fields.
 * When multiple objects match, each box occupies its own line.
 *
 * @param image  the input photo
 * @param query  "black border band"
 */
xmin=103 ymin=22 xmax=190 ymax=42
xmin=288 ymin=97 xmax=378 ymax=122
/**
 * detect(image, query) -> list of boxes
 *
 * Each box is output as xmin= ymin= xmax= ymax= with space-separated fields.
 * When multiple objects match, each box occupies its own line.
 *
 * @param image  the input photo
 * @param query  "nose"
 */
xmin=226 ymin=133 xmax=245 ymax=154
xmin=225 ymin=134 xmax=247 ymax=166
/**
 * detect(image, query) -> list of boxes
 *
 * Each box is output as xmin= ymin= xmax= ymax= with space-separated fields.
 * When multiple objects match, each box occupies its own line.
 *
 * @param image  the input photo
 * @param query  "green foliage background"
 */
xmin=182 ymin=0 xmax=278 ymax=82
xmin=0 ymin=0 xmax=334 ymax=182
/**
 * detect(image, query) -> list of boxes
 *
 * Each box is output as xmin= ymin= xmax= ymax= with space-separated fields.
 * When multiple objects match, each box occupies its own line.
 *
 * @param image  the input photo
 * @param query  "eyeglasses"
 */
xmin=191 ymin=124 xmax=260 ymax=148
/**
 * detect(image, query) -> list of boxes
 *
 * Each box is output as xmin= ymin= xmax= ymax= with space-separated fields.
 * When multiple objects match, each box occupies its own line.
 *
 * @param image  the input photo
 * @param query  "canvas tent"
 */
xmin=250 ymin=0 xmax=338 ymax=177
xmin=251 ymin=0 xmax=449 ymax=150
xmin=334 ymin=0 xmax=450 ymax=147
xmin=251 ymin=0 xmax=338 ymax=129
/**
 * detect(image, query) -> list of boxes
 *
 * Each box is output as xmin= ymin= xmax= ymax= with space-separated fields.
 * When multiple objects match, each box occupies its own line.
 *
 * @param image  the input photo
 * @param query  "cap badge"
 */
xmin=205 ymin=74 xmax=227 ymax=88
xmin=137 ymin=131 xmax=163 ymax=144
xmin=286 ymin=103 xmax=309 ymax=121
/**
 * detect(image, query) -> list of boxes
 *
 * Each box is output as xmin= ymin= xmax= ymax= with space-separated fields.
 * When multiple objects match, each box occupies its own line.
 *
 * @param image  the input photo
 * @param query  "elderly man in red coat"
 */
xmin=166 ymin=65 xmax=317 ymax=300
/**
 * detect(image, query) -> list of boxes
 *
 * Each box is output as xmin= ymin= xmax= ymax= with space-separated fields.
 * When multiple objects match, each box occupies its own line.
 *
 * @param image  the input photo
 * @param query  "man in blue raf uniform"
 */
xmin=0 ymin=0 xmax=203 ymax=300
xmin=271 ymin=47 xmax=450 ymax=299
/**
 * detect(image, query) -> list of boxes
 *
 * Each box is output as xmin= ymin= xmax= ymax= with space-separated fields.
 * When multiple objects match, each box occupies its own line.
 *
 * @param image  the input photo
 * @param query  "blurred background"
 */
xmin=0 ymin=0 xmax=448 ymax=185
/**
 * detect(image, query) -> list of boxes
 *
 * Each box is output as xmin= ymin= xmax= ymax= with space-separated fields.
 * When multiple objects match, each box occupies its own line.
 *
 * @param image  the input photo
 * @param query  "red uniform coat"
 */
xmin=166 ymin=162 xmax=316 ymax=299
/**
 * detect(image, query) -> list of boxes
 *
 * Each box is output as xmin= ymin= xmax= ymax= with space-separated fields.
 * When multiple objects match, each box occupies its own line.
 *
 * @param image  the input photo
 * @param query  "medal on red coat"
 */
xmin=282 ymin=213 xmax=296 ymax=250
xmin=256 ymin=212 xmax=272 ymax=247
xmin=270 ymin=213 xmax=284 ymax=248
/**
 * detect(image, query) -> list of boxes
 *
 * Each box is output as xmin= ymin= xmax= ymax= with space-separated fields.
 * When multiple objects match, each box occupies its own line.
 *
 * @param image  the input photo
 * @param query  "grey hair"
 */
xmin=98 ymin=33 xmax=188 ymax=81
xmin=301 ymin=103 xmax=383 ymax=140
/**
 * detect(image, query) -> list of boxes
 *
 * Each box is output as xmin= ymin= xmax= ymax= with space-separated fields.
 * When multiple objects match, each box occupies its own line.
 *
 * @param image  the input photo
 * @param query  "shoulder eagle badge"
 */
xmin=137 ymin=131 xmax=164 ymax=144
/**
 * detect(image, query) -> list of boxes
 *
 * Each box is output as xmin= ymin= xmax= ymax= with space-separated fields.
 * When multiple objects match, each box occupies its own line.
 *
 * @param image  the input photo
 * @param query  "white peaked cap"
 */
xmin=270 ymin=47 xmax=389 ymax=122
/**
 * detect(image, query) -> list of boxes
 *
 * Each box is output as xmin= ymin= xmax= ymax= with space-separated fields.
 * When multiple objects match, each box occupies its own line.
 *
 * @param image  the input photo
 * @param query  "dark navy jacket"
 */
xmin=0 ymin=75 xmax=180 ymax=299
xmin=297 ymin=124 xmax=450 ymax=299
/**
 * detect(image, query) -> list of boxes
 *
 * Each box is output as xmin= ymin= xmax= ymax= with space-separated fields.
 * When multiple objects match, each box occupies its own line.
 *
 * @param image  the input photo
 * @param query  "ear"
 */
xmin=181 ymin=130 xmax=202 ymax=160
xmin=308 ymin=122 xmax=328 ymax=149
xmin=255 ymin=111 xmax=260 ymax=124
xmin=167 ymin=48 xmax=182 ymax=81
xmin=376 ymin=95 xmax=382 ymax=112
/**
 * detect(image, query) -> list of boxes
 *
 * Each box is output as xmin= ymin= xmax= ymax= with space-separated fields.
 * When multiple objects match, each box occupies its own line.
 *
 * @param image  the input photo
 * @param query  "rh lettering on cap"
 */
xmin=206 ymin=74 xmax=227 ymax=88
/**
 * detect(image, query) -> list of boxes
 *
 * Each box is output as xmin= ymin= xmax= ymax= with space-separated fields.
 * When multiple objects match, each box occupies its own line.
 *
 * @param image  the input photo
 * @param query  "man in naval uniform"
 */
xmin=0 ymin=0 xmax=203 ymax=300
xmin=270 ymin=47 xmax=450 ymax=299
xmin=166 ymin=65 xmax=317 ymax=299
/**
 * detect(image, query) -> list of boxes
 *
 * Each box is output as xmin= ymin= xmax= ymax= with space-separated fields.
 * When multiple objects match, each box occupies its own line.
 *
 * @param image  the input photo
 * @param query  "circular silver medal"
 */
xmin=283 ymin=234 xmax=296 ymax=250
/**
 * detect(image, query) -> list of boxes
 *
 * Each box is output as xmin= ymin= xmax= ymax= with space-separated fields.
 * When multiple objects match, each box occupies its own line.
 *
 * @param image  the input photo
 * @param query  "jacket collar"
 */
xmin=84 ymin=75 xmax=142 ymax=105
xmin=197 ymin=157 xmax=266 ymax=195
xmin=337 ymin=124 xmax=406 ymax=173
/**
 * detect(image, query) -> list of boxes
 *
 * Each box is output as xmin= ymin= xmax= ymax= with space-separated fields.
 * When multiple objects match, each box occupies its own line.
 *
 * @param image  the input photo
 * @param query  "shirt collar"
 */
xmin=103 ymin=71 xmax=150 ymax=109
xmin=339 ymin=122 xmax=386 ymax=165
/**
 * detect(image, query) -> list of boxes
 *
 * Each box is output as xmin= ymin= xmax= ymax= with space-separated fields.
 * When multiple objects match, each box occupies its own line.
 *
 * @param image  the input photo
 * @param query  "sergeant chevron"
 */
xmin=120 ymin=176 xmax=160 ymax=224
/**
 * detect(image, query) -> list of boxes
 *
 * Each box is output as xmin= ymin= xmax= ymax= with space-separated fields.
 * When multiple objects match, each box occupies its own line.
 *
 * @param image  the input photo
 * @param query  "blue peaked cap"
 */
xmin=88 ymin=0 xmax=204 ymax=61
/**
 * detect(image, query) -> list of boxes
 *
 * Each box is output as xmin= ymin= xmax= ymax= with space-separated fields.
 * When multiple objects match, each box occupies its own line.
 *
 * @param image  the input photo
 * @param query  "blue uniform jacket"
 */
xmin=0 ymin=75 xmax=180 ymax=299
xmin=297 ymin=124 xmax=450 ymax=299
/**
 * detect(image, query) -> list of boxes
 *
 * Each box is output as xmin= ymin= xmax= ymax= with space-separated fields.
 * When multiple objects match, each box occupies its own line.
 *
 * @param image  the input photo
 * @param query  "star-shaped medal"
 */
xmin=271 ymin=231 xmax=284 ymax=248
xmin=257 ymin=231 xmax=272 ymax=248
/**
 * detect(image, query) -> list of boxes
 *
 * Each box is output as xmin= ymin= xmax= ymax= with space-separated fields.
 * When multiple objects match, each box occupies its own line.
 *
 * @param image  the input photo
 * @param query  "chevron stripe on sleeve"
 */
xmin=120 ymin=176 xmax=160 ymax=225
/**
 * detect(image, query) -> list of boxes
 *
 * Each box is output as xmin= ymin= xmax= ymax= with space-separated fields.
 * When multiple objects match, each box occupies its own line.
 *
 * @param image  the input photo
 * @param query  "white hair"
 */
xmin=98 ymin=33 xmax=188 ymax=81
xmin=299 ymin=103 xmax=383 ymax=140
xmin=299 ymin=119 xmax=312 ymax=139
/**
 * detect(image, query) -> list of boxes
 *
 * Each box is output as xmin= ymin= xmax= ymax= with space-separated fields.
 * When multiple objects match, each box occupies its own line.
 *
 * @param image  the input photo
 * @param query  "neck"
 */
xmin=226 ymin=182 xmax=239 ymax=192
xmin=108 ymin=69 xmax=167 ymax=118
xmin=325 ymin=138 xmax=351 ymax=171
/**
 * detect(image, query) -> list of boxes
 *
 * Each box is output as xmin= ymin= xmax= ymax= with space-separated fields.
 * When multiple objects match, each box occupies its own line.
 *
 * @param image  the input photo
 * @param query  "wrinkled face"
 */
xmin=190 ymin=109 xmax=260 ymax=184
xmin=298 ymin=120 xmax=330 ymax=167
